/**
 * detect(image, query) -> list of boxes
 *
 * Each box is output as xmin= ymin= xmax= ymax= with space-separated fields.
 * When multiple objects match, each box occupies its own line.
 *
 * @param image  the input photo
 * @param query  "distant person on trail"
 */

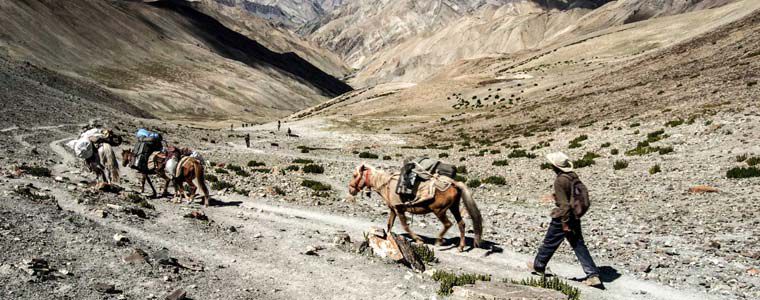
xmin=528 ymin=152 xmax=602 ymax=288
xmin=278 ymin=120 xmax=281 ymax=131
xmin=230 ymin=124 xmax=233 ymax=131
xmin=244 ymin=133 xmax=250 ymax=148
xmin=287 ymin=127 xmax=291 ymax=136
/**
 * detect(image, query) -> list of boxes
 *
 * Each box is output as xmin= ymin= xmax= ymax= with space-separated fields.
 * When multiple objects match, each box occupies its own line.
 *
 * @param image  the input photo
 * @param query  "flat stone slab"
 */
xmin=452 ymin=281 xmax=566 ymax=300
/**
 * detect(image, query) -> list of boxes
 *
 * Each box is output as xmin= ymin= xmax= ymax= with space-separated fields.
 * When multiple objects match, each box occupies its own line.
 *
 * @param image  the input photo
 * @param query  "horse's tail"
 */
xmin=453 ymin=181 xmax=482 ymax=247
xmin=101 ymin=143 xmax=120 ymax=184
xmin=192 ymin=159 xmax=210 ymax=198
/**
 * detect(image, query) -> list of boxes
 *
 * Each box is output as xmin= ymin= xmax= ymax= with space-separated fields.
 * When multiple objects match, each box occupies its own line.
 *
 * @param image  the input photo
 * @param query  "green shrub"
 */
xmin=293 ymin=158 xmax=314 ymax=164
xmin=358 ymin=152 xmax=379 ymax=159
xmin=302 ymin=164 xmax=325 ymax=174
xmin=285 ymin=165 xmax=300 ymax=172
xmin=301 ymin=180 xmax=331 ymax=191
xmin=383 ymin=155 xmax=392 ymax=160
xmin=665 ymin=118 xmax=685 ymax=127
xmin=411 ymin=244 xmax=437 ymax=263
xmin=215 ymin=168 xmax=229 ymax=174
xmin=467 ymin=179 xmax=481 ymax=188
xmin=212 ymin=180 xmax=235 ymax=191
xmin=489 ymin=149 xmax=501 ymax=155
xmin=226 ymin=164 xmax=243 ymax=172
xmin=611 ymin=149 xmax=619 ymax=155
xmin=432 ymin=270 xmax=491 ymax=296
xmin=600 ymin=142 xmax=611 ymax=148
xmin=235 ymin=169 xmax=250 ymax=177
xmin=205 ymin=174 xmax=219 ymax=183
xmin=251 ymin=168 xmax=271 ymax=174
xmin=508 ymin=277 xmax=580 ymax=300
xmin=629 ymin=122 xmax=640 ymax=128
xmin=573 ymin=152 xmax=600 ymax=168
xmin=647 ymin=129 xmax=666 ymax=143
xmin=439 ymin=153 xmax=449 ymax=158
xmin=726 ymin=167 xmax=760 ymax=179
xmin=453 ymin=175 xmax=467 ymax=182
xmin=613 ymin=160 xmax=629 ymax=170
xmin=247 ymin=160 xmax=266 ymax=167
xmin=736 ymin=154 xmax=748 ymax=162
xmin=492 ymin=160 xmax=509 ymax=166
xmin=508 ymin=149 xmax=537 ymax=159
xmin=649 ymin=164 xmax=661 ymax=174
xmin=540 ymin=162 xmax=554 ymax=170
xmin=483 ymin=176 xmax=506 ymax=185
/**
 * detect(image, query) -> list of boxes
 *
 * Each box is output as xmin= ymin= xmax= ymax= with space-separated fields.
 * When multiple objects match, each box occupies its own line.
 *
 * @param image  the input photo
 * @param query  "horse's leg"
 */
xmin=160 ymin=173 xmax=171 ymax=196
xmin=145 ymin=175 xmax=157 ymax=198
xmin=186 ymin=179 xmax=198 ymax=204
xmin=397 ymin=211 xmax=423 ymax=244
xmin=386 ymin=209 xmax=397 ymax=235
xmin=450 ymin=203 xmax=467 ymax=252
xmin=434 ymin=209 xmax=453 ymax=247
xmin=140 ymin=175 xmax=147 ymax=193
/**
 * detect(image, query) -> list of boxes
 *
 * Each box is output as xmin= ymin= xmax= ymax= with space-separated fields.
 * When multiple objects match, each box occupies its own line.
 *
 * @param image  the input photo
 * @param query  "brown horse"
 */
xmin=173 ymin=157 xmax=211 ymax=207
xmin=348 ymin=163 xmax=483 ymax=251
xmin=121 ymin=149 xmax=170 ymax=198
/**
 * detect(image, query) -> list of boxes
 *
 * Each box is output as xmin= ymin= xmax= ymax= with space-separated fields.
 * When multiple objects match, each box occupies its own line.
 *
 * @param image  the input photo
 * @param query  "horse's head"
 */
xmin=120 ymin=149 xmax=133 ymax=167
xmin=348 ymin=163 xmax=370 ymax=196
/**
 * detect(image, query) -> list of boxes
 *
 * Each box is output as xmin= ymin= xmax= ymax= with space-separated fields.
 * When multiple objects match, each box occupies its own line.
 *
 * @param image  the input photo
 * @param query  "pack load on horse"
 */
xmin=348 ymin=160 xmax=482 ymax=252
xmin=67 ymin=126 xmax=122 ymax=184
xmin=396 ymin=157 xmax=458 ymax=207
xmin=131 ymin=129 xmax=164 ymax=172
xmin=165 ymin=146 xmax=210 ymax=207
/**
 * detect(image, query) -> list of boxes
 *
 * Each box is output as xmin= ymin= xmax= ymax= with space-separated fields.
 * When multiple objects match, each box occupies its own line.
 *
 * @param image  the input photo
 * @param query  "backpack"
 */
xmin=563 ymin=173 xmax=590 ymax=218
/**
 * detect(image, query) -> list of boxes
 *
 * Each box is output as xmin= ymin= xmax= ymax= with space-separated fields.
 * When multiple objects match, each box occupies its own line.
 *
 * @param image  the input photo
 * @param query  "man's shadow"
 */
xmin=398 ymin=234 xmax=502 ymax=254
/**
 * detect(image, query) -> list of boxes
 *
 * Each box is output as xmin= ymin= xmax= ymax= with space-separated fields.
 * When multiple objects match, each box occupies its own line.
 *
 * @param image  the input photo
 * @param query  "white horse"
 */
xmin=85 ymin=143 xmax=120 ymax=184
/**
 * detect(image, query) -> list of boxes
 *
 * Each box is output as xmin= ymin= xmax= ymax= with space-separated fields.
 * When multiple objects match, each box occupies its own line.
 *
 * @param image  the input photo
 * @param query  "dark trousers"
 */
xmin=533 ymin=218 xmax=599 ymax=277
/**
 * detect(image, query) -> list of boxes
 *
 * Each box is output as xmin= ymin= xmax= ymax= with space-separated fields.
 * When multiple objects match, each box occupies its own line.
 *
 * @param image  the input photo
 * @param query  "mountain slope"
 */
xmin=0 ymin=0 xmax=351 ymax=123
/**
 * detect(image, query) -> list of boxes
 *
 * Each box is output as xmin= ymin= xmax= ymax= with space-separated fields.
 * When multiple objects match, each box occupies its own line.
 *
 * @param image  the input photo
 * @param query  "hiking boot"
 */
xmin=581 ymin=275 xmax=603 ymax=287
xmin=526 ymin=261 xmax=545 ymax=276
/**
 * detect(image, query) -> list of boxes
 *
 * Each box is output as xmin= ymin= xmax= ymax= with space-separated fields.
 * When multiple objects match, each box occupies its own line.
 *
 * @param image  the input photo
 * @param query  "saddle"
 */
xmin=395 ymin=157 xmax=457 ymax=202
xmin=391 ymin=173 xmax=454 ymax=207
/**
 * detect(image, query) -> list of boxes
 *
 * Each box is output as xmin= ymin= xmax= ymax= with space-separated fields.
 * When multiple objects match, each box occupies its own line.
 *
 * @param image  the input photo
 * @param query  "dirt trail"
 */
xmin=37 ymin=133 xmax=723 ymax=300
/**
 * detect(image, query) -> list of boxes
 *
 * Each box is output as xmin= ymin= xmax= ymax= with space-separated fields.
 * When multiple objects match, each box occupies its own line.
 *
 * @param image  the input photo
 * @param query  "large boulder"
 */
xmin=451 ymin=281 xmax=566 ymax=300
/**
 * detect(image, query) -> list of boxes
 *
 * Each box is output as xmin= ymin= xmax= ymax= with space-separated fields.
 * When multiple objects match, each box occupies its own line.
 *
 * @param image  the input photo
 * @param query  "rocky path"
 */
xmin=22 ymin=129 xmax=725 ymax=300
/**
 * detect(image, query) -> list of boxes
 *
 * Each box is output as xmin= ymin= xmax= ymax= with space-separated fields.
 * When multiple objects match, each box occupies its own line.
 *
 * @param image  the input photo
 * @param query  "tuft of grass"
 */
xmin=508 ymin=276 xmax=580 ymax=300
xmin=432 ymin=270 xmax=491 ymax=296
xmin=736 ymin=154 xmax=748 ymax=162
xmin=649 ymin=164 xmax=661 ymax=174
xmin=215 ymin=168 xmax=229 ymax=174
xmin=301 ymin=179 xmax=331 ymax=191
xmin=456 ymin=165 xmax=468 ymax=174
xmin=247 ymin=160 xmax=266 ymax=167
xmin=439 ymin=153 xmax=449 ymax=158
xmin=383 ymin=155 xmax=392 ymax=160
xmin=466 ymin=179 xmax=481 ymax=188
xmin=508 ymin=149 xmax=537 ymax=159
xmin=600 ymin=142 xmax=611 ymax=148
xmin=540 ymin=162 xmax=553 ymax=170
xmin=726 ymin=167 xmax=760 ymax=179
xmin=613 ymin=160 xmax=629 ymax=170
xmin=358 ymin=152 xmax=379 ymax=159
xmin=568 ymin=134 xmax=588 ymax=149
xmin=293 ymin=158 xmax=314 ymax=164
xmin=453 ymin=175 xmax=467 ymax=182
xmin=746 ymin=157 xmax=760 ymax=166
xmin=212 ymin=180 xmax=235 ymax=191
xmin=492 ymin=160 xmax=509 ymax=166
xmin=251 ymin=168 xmax=271 ymax=174
xmin=302 ymin=164 xmax=325 ymax=174
xmin=482 ymin=176 xmax=506 ymax=185
xmin=20 ymin=165 xmax=52 ymax=177
xmin=205 ymin=174 xmax=219 ymax=183
xmin=285 ymin=165 xmax=300 ymax=172
xmin=611 ymin=149 xmax=619 ymax=155
xmin=411 ymin=244 xmax=437 ymax=264
xmin=235 ymin=169 xmax=250 ymax=177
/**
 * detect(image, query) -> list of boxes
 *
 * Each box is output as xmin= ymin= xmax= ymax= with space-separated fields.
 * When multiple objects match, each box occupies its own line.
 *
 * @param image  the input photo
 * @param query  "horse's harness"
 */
xmin=353 ymin=168 xmax=393 ymax=194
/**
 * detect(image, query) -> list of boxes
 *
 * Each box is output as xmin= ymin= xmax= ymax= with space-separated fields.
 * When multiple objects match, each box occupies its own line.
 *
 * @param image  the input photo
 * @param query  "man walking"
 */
xmin=528 ymin=152 xmax=602 ymax=287
xmin=244 ymin=133 xmax=250 ymax=148
xmin=277 ymin=120 xmax=281 ymax=131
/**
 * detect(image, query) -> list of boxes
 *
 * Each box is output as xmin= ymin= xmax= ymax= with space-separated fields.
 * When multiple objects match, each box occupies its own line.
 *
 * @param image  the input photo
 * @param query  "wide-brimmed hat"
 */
xmin=546 ymin=152 xmax=574 ymax=172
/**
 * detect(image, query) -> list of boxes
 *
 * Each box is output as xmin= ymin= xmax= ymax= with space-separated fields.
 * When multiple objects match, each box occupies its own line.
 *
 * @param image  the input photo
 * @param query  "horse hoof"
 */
xmin=458 ymin=246 xmax=465 ymax=252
